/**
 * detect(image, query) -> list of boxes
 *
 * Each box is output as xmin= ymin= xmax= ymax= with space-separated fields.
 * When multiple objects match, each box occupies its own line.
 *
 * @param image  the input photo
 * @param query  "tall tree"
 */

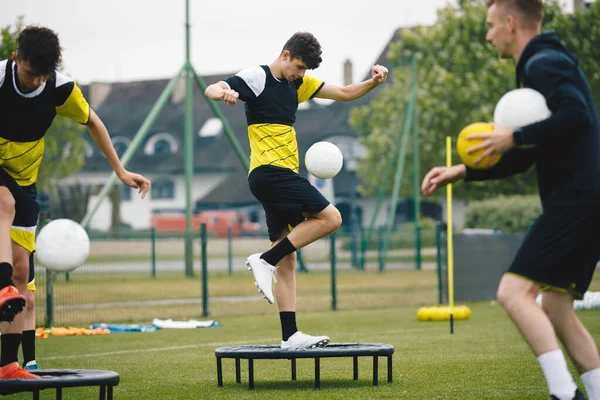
xmin=350 ymin=0 xmax=599 ymax=201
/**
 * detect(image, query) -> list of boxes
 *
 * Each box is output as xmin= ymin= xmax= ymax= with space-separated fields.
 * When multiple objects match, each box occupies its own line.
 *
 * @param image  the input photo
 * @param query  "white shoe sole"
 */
xmin=246 ymin=260 xmax=274 ymax=304
xmin=282 ymin=338 xmax=330 ymax=350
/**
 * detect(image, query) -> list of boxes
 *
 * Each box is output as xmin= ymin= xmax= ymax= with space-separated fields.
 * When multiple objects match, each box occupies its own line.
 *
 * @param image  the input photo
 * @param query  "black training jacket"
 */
xmin=465 ymin=30 xmax=600 ymax=209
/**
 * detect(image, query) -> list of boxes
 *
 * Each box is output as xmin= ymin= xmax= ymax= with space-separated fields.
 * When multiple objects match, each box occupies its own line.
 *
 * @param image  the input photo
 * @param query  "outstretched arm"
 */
xmin=315 ymin=65 xmax=388 ymax=102
xmin=205 ymin=81 xmax=239 ymax=104
xmin=87 ymin=109 xmax=151 ymax=198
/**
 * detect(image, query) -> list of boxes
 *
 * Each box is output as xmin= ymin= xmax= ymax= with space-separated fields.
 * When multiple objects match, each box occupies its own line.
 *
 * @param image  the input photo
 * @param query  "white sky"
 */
xmin=1 ymin=0 xmax=577 ymax=86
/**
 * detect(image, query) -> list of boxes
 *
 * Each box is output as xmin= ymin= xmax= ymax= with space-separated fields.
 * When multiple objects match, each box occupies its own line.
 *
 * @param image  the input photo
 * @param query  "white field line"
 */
xmin=39 ymin=322 xmax=506 ymax=361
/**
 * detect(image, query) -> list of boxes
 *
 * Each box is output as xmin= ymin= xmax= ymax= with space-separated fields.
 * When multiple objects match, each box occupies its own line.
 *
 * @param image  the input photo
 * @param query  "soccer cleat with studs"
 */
xmin=245 ymin=253 xmax=277 ymax=304
xmin=0 ymin=286 xmax=26 ymax=322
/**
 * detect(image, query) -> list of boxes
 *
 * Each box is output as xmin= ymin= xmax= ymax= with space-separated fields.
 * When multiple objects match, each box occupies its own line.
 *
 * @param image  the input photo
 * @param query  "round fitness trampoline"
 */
xmin=0 ymin=369 xmax=120 ymax=399
xmin=215 ymin=343 xmax=395 ymax=390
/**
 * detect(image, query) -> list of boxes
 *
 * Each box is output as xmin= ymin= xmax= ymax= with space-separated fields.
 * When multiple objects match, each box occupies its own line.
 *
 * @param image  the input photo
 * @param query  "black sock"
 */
xmin=0 ymin=333 xmax=21 ymax=367
xmin=261 ymin=237 xmax=297 ymax=266
xmin=280 ymin=312 xmax=298 ymax=341
xmin=21 ymin=330 xmax=35 ymax=365
xmin=0 ymin=262 xmax=14 ymax=289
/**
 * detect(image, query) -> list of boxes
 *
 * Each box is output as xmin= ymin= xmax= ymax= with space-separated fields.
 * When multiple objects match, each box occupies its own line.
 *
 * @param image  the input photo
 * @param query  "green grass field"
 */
xmin=8 ymin=303 xmax=599 ymax=399
xmin=21 ymin=242 xmax=600 ymax=399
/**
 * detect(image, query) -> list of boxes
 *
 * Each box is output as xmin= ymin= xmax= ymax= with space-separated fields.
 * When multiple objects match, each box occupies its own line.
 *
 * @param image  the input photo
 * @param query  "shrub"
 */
xmin=464 ymin=195 xmax=541 ymax=233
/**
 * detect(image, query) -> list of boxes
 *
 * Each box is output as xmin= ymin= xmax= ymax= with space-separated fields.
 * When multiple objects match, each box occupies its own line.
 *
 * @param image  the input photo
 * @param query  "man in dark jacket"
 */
xmin=420 ymin=1 xmax=600 ymax=399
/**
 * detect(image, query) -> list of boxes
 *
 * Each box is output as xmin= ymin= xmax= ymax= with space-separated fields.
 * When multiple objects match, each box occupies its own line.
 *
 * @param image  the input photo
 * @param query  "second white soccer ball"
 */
xmin=305 ymin=141 xmax=344 ymax=179
xmin=494 ymin=88 xmax=551 ymax=129
xmin=36 ymin=219 xmax=90 ymax=272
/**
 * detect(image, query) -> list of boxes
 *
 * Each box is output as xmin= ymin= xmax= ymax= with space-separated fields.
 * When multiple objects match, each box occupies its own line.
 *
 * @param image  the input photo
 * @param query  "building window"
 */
xmin=114 ymin=142 xmax=127 ymax=158
xmin=121 ymin=185 xmax=132 ymax=201
xmin=154 ymin=140 xmax=171 ymax=154
xmin=152 ymin=179 xmax=175 ymax=200
xmin=144 ymin=133 xmax=178 ymax=155
xmin=112 ymin=136 xmax=131 ymax=158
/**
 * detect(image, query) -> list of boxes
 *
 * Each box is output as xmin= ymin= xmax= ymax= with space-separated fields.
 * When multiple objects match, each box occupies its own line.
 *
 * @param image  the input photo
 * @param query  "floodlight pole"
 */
xmin=183 ymin=0 xmax=195 ymax=276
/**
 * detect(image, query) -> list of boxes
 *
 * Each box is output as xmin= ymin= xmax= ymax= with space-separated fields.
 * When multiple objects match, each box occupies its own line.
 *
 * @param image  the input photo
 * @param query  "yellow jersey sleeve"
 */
xmin=55 ymin=73 xmax=91 ymax=124
xmin=297 ymin=75 xmax=324 ymax=104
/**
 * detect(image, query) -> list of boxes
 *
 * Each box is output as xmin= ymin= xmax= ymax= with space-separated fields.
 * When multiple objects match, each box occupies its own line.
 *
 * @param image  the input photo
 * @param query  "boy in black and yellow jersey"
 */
xmin=0 ymin=26 xmax=151 ymax=380
xmin=205 ymin=32 xmax=388 ymax=349
xmin=421 ymin=1 xmax=600 ymax=399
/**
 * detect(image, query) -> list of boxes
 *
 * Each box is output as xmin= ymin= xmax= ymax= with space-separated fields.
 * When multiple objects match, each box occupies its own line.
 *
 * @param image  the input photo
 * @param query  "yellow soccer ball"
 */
xmin=456 ymin=122 xmax=501 ymax=169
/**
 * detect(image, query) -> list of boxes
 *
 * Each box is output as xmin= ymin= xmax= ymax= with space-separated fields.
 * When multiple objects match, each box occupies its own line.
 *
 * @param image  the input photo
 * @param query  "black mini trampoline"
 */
xmin=0 ymin=369 xmax=120 ymax=399
xmin=215 ymin=343 xmax=394 ymax=390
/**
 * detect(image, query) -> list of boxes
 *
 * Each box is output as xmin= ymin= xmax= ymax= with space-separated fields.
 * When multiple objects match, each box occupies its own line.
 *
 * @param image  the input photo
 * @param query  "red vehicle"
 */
xmin=151 ymin=211 xmax=259 ymax=238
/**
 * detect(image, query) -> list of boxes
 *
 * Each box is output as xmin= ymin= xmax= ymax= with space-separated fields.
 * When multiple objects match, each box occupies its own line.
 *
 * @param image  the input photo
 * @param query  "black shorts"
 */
xmin=508 ymin=206 xmax=600 ymax=299
xmin=248 ymin=165 xmax=331 ymax=242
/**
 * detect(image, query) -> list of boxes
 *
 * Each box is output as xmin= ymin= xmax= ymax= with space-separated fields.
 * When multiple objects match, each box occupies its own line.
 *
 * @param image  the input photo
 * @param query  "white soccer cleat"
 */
xmin=246 ymin=253 xmax=277 ymax=304
xmin=281 ymin=331 xmax=330 ymax=350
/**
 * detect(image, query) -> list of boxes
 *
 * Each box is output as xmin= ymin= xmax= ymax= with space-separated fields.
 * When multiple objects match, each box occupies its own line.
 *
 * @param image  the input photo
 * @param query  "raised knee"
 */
xmin=0 ymin=190 xmax=15 ymax=220
xmin=326 ymin=207 xmax=342 ymax=231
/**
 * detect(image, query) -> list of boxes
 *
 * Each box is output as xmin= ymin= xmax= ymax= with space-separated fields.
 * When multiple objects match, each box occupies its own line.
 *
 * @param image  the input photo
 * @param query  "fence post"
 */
xmin=297 ymin=249 xmax=308 ymax=273
xmin=359 ymin=227 xmax=367 ymax=270
xmin=151 ymin=227 xmax=157 ymax=278
xmin=45 ymin=270 xmax=54 ymax=328
xmin=201 ymin=222 xmax=208 ymax=317
xmin=227 ymin=225 xmax=232 ymax=276
xmin=330 ymin=233 xmax=337 ymax=311
xmin=377 ymin=227 xmax=385 ymax=272
xmin=415 ymin=223 xmax=422 ymax=271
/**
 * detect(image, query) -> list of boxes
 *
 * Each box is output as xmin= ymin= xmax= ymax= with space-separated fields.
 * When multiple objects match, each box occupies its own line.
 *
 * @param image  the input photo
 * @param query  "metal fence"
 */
xmin=33 ymin=224 xmax=440 ymax=327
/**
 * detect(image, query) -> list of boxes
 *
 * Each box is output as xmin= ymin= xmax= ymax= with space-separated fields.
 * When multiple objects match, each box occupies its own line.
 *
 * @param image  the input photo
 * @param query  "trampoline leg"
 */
xmin=353 ymin=356 xmax=358 ymax=380
xmin=373 ymin=356 xmax=378 ymax=386
xmin=387 ymin=355 xmax=393 ymax=383
xmin=33 ymin=391 xmax=40 ymax=400
xmin=99 ymin=385 xmax=105 ymax=400
xmin=56 ymin=387 xmax=63 ymax=400
xmin=108 ymin=385 xmax=114 ymax=400
xmin=291 ymin=358 xmax=297 ymax=381
xmin=314 ymin=357 xmax=321 ymax=390
xmin=248 ymin=358 xmax=254 ymax=390
xmin=235 ymin=358 xmax=241 ymax=384
xmin=217 ymin=357 xmax=223 ymax=387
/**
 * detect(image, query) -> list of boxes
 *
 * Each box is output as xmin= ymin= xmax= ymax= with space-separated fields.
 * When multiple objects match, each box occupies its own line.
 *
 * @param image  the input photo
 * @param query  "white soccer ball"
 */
xmin=36 ymin=219 xmax=90 ymax=272
xmin=305 ymin=141 xmax=344 ymax=179
xmin=494 ymin=88 xmax=551 ymax=129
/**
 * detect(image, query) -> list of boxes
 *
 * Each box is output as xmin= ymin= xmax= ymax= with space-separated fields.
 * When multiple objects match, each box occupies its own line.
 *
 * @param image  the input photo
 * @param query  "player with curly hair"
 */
xmin=206 ymin=32 xmax=388 ymax=349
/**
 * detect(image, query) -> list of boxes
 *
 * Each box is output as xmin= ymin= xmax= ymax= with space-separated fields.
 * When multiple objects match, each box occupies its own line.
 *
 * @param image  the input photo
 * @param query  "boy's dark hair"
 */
xmin=282 ymin=32 xmax=322 ymax=70
xmin=16 ymin=26 xmax=62 ymax=76
xmin=487 ymin=0 xmax=544 ymax=25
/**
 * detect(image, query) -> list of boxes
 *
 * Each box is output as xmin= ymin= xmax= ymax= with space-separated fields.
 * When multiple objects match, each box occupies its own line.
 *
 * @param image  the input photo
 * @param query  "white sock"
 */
xmin=582 ymin=368 xmax=600 ymax=400
xmin=538 ymin=350 xmax=578 ymax=399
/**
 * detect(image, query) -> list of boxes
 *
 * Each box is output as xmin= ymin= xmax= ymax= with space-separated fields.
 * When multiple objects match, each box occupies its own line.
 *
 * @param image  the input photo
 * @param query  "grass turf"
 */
xmin=10 ymin=303 xmax=600 ymax=399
